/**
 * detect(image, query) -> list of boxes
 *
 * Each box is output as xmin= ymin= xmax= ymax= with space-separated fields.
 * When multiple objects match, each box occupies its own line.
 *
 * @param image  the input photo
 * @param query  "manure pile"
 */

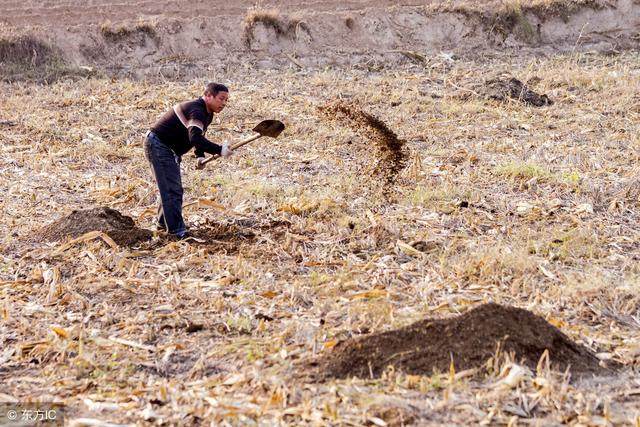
xmin=39 ymin=206 xmax=152 ymax=246
xmin=319 ymin=101 xmax=407 ymax=197
xmin=311 ymin=303 xmax=613 ymax=380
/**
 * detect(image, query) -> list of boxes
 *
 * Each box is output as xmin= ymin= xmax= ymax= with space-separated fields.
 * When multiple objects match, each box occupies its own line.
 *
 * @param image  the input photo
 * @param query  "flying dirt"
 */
xmin=319 ymin=101 xmax=407 ymax=198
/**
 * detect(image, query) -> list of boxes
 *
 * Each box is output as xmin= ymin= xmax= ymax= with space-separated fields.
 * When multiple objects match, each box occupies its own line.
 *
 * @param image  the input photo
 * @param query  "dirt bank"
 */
xmin=1 ymin=0 xmax=638 ymax=78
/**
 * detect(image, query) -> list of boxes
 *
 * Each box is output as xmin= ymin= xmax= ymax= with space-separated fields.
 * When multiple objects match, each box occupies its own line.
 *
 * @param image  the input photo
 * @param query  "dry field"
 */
xmin=2 ymin=0 xmax=640 ymax=425
xmin=1 ymin=49 xmax=640 ymax=425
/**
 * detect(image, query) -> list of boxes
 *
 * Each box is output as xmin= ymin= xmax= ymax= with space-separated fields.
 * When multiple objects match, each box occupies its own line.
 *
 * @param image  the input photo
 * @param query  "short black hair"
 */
xmin=204 ymin=82 xmax=229 ymax=96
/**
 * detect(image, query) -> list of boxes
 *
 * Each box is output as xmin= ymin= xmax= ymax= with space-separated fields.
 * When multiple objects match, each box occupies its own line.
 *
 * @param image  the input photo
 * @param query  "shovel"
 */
xmin=199 ymin=119 xmax=285 ymax=167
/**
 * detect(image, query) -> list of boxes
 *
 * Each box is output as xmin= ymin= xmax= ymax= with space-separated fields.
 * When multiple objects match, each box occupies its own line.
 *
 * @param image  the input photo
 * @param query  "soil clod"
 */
xmin=39 ymin=206 xmax=152 ymax=246
xmin=173 ymin=218 xmax=292 ymax=252
xmin=311 ymin=303 xmax=614 ymax=380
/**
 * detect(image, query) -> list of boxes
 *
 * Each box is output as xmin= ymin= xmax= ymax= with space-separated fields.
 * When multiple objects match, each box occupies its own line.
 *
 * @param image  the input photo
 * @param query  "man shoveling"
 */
xmin=144 ymin=82 xmax=232 ymax=239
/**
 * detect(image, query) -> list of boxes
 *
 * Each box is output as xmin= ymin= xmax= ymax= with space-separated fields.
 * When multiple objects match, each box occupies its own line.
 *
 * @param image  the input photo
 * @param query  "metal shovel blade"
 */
xmin=253 ymin=119 xmax=285 ymax=138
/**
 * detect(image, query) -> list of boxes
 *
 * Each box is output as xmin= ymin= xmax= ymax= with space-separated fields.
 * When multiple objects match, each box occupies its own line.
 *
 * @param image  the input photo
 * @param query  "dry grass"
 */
xmin=1 ymin=49 xmax=640 ymax=424
xmin=100 ymin=20 xmax=159 ymax=43
xmin=243 ymin=8 xmax=310 ymax=46
xmin=433 ymin=0 xmax=608 ymax=42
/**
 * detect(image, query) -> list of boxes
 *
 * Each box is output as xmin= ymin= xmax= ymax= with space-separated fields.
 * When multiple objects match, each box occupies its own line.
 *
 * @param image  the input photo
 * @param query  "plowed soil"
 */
xmin=312 ymin=303 xmax=614 ymax=380
xmin=39 ymin=207 xmax=152 ymax=246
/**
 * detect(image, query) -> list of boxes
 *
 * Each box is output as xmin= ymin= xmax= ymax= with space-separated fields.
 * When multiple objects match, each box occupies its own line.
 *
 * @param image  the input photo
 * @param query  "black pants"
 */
xmin=143 ymin=132 xmax=187 ymax=236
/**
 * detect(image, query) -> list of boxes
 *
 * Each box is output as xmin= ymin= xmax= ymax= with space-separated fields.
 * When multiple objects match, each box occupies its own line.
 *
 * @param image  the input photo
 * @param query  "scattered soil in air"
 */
xmin=39 ymin=206 xmax=152 ymax=246
xmin=311 ymin=303 xmax=616 ymax=380
xmin=319 ymin=101 xmax=407 ymax=197
xmin=484 ymin=77 xmax=553 ymax=106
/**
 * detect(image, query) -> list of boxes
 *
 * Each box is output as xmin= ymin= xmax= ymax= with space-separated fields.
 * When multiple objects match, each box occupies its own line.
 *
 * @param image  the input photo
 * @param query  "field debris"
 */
xmin=39 ymin=207 xmax=152 ymax=246
xmin=312 ymin=303 xmax=615 ymax=380
xmin=183 ymin=217 xmax=292 ymax=251
xmin=319 ymin=101 xmax=407 ymax=197
xmin=482 ymin=76 xmax=553 ymax=106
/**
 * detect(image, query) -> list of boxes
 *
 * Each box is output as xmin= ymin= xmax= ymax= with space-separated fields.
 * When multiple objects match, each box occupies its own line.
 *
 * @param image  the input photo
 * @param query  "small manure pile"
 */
xmin=185 ymin=218 xmax=292 ymax=252
xmin=319 ymin=102 xmax=407 ymax=197
xmin=312 ymin=303 xmax=614 ymax=380
xmin=483 ymin=76 xmax=553 ymax=107
xmin=39 ymin=207 xmax=152 ymax=246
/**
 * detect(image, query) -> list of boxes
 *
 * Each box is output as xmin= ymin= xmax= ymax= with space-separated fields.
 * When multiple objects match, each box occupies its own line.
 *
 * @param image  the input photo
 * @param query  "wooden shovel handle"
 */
xmin=231 ymin=133 xmax=262 ymax=150
xmin=200 ymin=134 xmax=262 ymax=166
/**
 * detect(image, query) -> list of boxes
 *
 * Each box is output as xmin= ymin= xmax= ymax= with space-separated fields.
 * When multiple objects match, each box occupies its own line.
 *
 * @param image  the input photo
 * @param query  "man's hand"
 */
xmin=196 ymin=157 xmax=206 ymax=170
xmin=221 ymin=143 xmax=233 ymax=158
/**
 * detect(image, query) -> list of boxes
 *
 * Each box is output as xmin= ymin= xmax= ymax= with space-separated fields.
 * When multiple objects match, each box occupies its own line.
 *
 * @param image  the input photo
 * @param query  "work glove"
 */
xmin=221 ymin=143 xmax=233 ymax=159
xmin=196 ymin=157 xmax=206 ymax=170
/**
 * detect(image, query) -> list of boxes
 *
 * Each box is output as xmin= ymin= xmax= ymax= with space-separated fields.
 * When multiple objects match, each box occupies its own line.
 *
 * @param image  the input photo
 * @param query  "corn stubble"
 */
xmin=0 ymin=51 xmax=639 ymax=425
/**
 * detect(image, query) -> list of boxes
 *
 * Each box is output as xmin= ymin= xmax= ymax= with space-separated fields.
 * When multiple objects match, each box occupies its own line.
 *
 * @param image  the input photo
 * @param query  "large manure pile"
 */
xmin=312 ymin=303 xmax=612 ymax=380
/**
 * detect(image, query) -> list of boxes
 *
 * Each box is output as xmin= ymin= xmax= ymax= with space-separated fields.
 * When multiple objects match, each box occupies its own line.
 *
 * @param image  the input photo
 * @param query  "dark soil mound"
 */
xmin=319 ymin=102 xmax=407 ymax=198
xmin=39 ymin=207 xmax=152 ymax=246
xmin=484 ymin=77 xmax=553 ymax=106
xmin=313 ymin=303 xmax=613 ymax=380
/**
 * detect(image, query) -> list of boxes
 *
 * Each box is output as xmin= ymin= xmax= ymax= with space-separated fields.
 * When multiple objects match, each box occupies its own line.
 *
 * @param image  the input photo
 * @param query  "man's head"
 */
xmin=203 ymin=83 xmax=229 ymax=113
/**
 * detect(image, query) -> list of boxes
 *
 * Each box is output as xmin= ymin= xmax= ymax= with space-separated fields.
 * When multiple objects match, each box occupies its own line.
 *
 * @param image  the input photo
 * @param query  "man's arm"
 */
xmin=177 ymin=103 xmax=222 ymax=157
xmin=189 ymin=126 xmax=222 ymax=158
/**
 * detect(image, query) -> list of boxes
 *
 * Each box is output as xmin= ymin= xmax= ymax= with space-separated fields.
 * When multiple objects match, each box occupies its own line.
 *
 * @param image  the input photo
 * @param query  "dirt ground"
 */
xmin=1 ymin=0 xmax=640 ymax=426
xmin=2 ymin=0 xmax=639 ymax=79
xmin=2 ymin=52 xmax=640 ymax=424
xmin=0 ymin=0 xmax=443 ymax=25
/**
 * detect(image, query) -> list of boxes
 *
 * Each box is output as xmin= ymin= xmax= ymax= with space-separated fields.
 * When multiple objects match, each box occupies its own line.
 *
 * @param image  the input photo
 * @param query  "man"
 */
xmin=144 ymin=82 xmax=232 ymax=239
